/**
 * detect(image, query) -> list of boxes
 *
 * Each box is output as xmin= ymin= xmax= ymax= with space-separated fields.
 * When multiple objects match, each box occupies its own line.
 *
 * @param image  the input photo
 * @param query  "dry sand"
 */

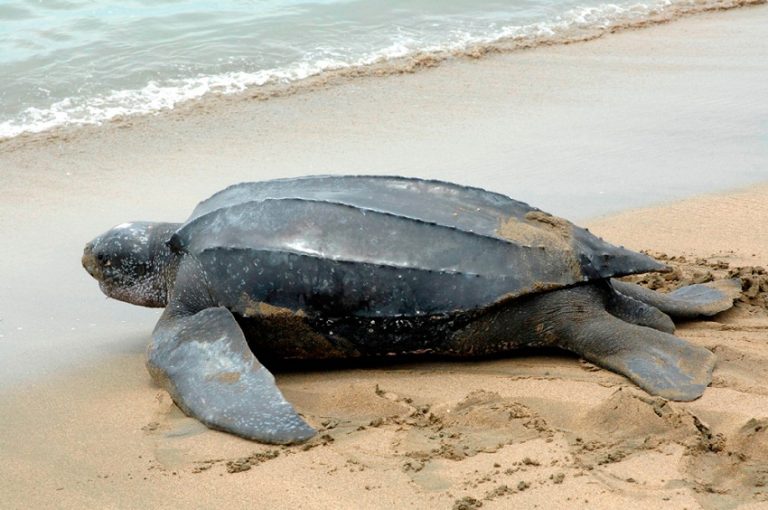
xmin=1 ymin=5 xmax=768 ymax=510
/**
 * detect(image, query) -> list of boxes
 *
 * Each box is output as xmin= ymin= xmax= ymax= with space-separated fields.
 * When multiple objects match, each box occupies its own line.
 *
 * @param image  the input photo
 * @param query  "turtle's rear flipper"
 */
xmin=610 ymin=278 xmax=742 ymax=319
xmin=553 ymin=291 xmax=715 ymax=401
xmin=148 ymin=306 xmax=316 ymax=444
xmin=606 ymin=289 xmax=675 ymax=333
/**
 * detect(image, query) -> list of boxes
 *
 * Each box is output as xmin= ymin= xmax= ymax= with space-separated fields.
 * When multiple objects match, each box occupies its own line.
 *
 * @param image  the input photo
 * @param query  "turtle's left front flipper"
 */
xmin=148 ymin=306 xmax=316 ymax=444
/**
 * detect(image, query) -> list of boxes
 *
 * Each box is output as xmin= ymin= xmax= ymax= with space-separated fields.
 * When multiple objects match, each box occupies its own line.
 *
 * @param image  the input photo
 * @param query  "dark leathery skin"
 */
xmin=185 ymin=175 xmax=666 ymax=282
xmin=171 ymin=176 xmax=667 ymax=318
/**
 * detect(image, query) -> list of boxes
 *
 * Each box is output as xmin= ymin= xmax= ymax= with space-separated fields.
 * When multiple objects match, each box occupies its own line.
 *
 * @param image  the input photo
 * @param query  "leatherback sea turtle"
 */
xmin=82 ymin=175 xmax=740 ymax=444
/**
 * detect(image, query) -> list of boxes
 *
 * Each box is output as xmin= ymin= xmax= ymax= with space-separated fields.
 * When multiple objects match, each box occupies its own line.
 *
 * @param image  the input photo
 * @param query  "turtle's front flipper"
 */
xmin=148 ymin=306 xmax=316 ymax=444
xmin=610 ymin=278 xmax=741 ymax=319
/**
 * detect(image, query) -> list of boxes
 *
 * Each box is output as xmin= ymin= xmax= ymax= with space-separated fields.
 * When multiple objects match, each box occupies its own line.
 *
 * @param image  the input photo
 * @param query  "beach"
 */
xmin=1 ymin=4 xmax=767 ymax=509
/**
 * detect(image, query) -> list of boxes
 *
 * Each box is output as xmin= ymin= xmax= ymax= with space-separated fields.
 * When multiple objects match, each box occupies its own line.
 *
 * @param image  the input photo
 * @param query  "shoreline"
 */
xmin=1 ymin=5 xmax=766 ymax=218
xmin=1 ymin=5 xmax=767 ymax=508
xmin=0 ymin=0 xmax=764 ymax=146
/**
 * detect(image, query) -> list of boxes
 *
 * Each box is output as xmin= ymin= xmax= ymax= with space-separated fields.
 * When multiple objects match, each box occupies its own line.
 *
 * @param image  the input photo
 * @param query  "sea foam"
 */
xmin=0 ymin=0 xmax=756 ymax=140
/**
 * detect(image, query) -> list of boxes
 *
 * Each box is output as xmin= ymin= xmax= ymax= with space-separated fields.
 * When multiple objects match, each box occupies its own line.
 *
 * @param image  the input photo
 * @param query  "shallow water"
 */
xmin=0 ymin=0 xmax=722 ymax=138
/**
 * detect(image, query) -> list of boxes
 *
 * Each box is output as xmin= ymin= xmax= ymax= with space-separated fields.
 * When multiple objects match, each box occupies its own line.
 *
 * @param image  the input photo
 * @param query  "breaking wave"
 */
xmin=0 ymin=0 xmax=760 ymax=140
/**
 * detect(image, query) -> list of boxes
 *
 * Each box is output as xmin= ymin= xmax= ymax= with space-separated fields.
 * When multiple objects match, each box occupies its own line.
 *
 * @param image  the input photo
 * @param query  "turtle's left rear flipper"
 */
xmin=560 ymin=307 xmax=715 ymax=401
xmin=148 ymin=306 xmax=316 ymax=444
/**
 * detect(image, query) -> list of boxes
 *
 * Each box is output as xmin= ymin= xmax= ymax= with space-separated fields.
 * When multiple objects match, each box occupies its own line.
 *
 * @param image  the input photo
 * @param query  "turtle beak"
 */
xmin=82 ymin=242 xmax=103 ymax=280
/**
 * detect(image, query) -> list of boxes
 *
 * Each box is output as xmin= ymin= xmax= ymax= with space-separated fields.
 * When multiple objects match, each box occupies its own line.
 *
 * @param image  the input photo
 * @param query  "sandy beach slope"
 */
xmin=0 ymin=5 xmax=767 ymax=510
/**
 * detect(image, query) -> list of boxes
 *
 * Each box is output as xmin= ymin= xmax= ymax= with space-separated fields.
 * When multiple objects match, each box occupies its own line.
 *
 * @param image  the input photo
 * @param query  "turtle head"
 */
xmin=82 ymin=222 xmax=181 ymax=307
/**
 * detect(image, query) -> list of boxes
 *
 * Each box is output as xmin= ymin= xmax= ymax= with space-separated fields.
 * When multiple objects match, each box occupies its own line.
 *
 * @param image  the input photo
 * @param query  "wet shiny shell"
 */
xmin=170 ymin=176 xmax=665 ymax=317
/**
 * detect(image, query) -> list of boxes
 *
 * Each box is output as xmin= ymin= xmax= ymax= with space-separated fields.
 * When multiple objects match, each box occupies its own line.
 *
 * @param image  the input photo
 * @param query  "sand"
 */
xmin=1 ymin=5 xmax=767 ymax=510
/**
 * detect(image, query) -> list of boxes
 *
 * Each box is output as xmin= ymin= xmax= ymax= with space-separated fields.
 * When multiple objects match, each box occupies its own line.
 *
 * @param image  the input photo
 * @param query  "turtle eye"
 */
xmin=97 ymin=253 xmax=107 ymax=263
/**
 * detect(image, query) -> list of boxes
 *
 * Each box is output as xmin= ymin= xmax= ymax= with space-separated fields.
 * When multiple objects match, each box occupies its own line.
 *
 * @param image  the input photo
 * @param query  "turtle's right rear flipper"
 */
xmin=148 ymin=306 xmax=316 ymax=444
xmin=610 ymin=278 xmax=742 ymax=319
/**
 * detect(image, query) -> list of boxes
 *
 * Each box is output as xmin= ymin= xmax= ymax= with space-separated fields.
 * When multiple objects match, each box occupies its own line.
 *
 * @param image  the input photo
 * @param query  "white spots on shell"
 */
xmin=282 ymin=239 xmax=325 ymax=257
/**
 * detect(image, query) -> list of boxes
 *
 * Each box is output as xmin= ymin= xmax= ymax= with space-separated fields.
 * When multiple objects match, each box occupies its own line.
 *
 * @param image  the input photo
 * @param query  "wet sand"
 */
xmin=1 ymin=5 xmax=767 ymax=510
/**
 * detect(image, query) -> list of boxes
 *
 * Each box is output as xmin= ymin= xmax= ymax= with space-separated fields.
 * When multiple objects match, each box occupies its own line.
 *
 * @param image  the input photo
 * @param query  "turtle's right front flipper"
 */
xmin=148 ymin=306 xmax=316 ymax=444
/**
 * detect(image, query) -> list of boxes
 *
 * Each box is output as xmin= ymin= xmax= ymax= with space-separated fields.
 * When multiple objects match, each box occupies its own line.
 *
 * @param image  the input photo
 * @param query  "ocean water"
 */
xmin=0 ymin=0 xmax=737 ymax=139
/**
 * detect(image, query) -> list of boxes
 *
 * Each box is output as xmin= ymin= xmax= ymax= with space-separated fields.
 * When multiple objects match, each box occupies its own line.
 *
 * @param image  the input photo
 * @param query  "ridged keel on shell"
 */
xmin=186 ymin=175 xmax=666 ymax=281
xmin=171 ymin=177 xmax=666 ymax=317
